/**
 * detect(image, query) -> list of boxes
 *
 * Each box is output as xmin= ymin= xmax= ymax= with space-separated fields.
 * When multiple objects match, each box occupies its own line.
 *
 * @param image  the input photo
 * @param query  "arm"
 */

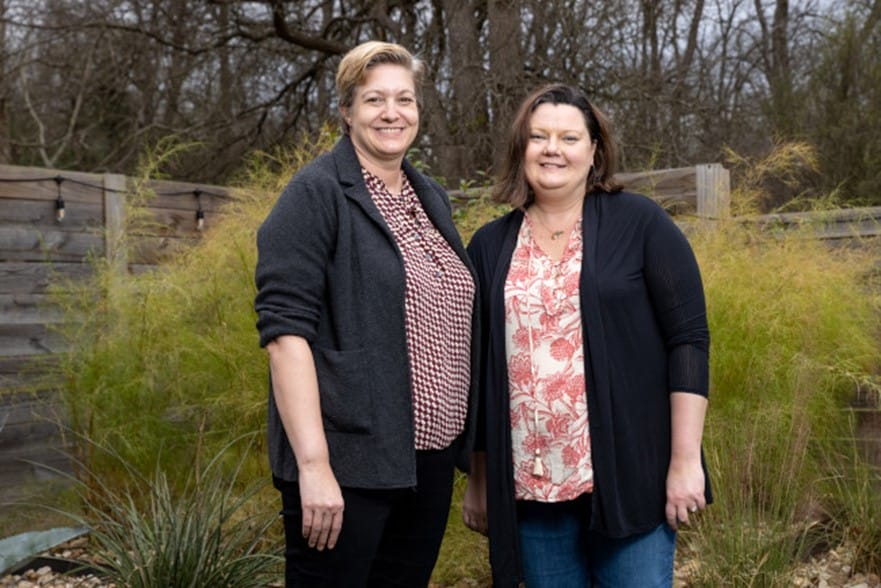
xmin=665 ymin=391 xmax=708 ymax=530
xmin=462 ymin=451 xmax=488 ymax=535
xmin=267 ymin=335 xmax=343 ymax=550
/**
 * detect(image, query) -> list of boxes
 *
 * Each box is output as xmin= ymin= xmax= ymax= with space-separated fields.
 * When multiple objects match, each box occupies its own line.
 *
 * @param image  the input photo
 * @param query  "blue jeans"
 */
xmin=516 ymin=496 xmax=676 ymax=588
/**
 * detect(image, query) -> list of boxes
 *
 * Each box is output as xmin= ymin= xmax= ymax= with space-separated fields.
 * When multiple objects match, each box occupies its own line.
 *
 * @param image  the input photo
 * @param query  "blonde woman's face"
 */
xmin=342 ymin=64 xmax=419 ymax=167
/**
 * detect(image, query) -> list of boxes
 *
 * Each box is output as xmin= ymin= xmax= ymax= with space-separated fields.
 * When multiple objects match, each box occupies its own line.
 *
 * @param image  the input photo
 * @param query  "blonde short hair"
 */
xmin=335 ymin=41 xmax=424 ymax=134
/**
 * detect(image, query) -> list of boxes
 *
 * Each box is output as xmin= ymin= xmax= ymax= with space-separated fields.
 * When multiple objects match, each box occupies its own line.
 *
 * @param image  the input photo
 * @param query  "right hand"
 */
xmin=298 ymin=461 xmax=344 ymax=550
xmin=462 ymin=452 xmax=488 ymax=535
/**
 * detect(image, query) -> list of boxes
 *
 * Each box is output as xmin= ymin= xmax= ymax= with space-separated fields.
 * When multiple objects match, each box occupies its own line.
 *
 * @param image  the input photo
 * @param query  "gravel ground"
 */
xmin=2 ymin=537 xmax=880 ymax=587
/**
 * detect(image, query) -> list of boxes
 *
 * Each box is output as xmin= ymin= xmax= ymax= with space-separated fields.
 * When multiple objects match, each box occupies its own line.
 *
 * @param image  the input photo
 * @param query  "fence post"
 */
xmin=103 ymin=173 xmax=128 ymax=273
xmin=695 ymin=163 xmax=731 ymax=219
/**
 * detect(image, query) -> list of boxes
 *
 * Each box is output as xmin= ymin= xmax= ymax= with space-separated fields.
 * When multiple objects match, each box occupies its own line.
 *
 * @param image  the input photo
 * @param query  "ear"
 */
xmin=339 ymin=107 xmax=352 ymax=126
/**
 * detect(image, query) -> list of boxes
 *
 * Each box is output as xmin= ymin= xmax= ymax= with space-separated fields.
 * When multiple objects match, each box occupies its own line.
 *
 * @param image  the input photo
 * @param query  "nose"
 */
xmin=380 ymin=98 xmax=400 ymax=120
xmin=543 ymin=136 xmax=560 ymax=154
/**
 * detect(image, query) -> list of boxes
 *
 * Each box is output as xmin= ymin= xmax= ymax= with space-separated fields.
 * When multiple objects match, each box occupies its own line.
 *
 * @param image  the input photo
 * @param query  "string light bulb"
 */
xmin=54 ymin=176 xmax=65 ymax=222
xmin=194 ymin=190 xmax=205 ymax=231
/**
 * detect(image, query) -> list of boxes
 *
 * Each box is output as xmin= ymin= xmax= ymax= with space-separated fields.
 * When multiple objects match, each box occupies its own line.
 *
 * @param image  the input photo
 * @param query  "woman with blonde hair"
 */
xmin=255 ymin=41 xmax=479 ymax=586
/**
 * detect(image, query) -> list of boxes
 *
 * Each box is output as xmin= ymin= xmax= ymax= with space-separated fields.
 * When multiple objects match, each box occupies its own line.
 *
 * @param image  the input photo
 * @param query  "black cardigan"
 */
xmin=467 ymin=192 xmax=711 ymax=586
xmin=254 ymin=136 xmax=480 ymax=488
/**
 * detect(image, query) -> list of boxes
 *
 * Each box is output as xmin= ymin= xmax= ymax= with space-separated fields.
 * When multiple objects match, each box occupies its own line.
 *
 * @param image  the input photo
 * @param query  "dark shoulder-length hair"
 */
xmin=492 ymin=84 xmax=621 ymax=208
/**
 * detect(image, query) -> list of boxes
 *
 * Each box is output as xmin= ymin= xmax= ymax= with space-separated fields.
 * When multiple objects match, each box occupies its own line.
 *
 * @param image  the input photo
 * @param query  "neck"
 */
xmin=530 ymin=194 xmax=584 ymax=220
xmin=354 ymin=150 xmax=404 ymax=193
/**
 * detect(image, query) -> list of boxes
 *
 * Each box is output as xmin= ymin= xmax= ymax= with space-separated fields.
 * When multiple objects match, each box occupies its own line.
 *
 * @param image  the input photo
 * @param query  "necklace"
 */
xmin=525 ymin=237 xmax=546 ymax=478
xmin=529 ymin=209 xmax=577 ymax=241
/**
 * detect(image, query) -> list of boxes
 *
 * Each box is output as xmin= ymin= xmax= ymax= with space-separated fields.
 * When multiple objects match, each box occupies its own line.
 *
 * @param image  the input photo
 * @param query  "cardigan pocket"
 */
xmin=313 ymin=345 xmax=375 ymax=434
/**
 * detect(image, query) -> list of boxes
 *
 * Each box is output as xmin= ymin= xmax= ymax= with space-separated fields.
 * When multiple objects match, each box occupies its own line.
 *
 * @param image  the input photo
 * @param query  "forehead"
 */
xmin=529 ymin=103 xmax=588 ymax=131
xmin=357 ymin=64 xmax=416 ymax=93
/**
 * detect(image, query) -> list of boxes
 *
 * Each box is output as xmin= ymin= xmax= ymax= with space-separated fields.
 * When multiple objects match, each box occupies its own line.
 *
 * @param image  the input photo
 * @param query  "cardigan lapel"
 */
xmin=333 ymin=136 xmax=395 ymax=235
xmin=579 ymin=194 xmax=611 ymax=434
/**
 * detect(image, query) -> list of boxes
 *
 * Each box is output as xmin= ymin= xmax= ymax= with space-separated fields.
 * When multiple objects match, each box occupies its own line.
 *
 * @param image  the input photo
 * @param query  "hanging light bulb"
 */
xmin=54 ymin=176 xmax=65 ymax=222
xmin=194 ymin=190 xmax=205 ymax=231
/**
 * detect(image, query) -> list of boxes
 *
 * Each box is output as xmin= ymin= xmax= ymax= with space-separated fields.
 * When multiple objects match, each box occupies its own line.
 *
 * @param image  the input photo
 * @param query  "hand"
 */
xmin=665 ymin=457 xmax=706 ymax=531
xmin=462 ymin=452 xmax=488 ymax=535
xmin=298 ymin=462 xmax=344 ymax=550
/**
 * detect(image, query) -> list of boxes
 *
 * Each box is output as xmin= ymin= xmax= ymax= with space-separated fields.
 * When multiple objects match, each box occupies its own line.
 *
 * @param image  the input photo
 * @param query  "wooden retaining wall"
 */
xmin=0 ymin=163 xmax=232 ymax=500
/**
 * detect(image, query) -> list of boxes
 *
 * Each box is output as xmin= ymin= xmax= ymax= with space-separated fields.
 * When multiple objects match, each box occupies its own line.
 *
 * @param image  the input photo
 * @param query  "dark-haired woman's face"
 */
xmin=524 ymin=103 xmax=596 ymax=201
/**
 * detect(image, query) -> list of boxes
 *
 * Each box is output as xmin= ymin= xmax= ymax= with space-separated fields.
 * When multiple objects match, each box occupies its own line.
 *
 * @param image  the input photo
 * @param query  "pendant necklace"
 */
xmin=531 ymin=210 xmax=568 ymax=241
xmin=525 ymin=233 xmax=546 ymax=478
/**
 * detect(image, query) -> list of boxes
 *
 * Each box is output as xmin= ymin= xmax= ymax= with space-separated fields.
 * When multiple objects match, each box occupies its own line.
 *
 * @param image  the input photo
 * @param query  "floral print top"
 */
xmin=504 ymin=215 xmax=594 ymax=501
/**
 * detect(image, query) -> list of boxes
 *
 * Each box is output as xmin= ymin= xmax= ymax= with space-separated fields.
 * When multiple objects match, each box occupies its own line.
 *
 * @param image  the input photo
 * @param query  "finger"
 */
xmin=301 ymin=508 xmax=314 ymax=540
xmin=326 ymin=511 xmax=344 ymax=550
xmin=307 ymin=513 xmax=326 ymax=549
xmin=315 ymin=514 xmax=332 ymax=551
xmin=678 ymin=504 xmax=691 ymax=526
xmin=665 ymin=504 xmax=679 ymax=531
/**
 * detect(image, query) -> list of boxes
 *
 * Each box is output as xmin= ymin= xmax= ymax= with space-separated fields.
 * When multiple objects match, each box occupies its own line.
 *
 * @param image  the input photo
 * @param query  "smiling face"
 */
xmin=342 ymin=64 xmax=419 ymax=169
xmin=524 ymin=103 xmax=597 ymax=203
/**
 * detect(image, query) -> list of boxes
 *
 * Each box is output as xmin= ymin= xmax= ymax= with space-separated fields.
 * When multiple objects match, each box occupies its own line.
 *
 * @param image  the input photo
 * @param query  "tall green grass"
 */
xmin=682 ymin=219 xmax=881 ymax=585
xmin=47 ymin=134 xmax=881 ymax=585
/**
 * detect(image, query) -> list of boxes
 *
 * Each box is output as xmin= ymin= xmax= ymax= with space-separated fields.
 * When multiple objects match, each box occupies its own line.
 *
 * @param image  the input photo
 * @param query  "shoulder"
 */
xmin=259 ymin=152 xmax=342 ymax=238
xmin=593 ymin=190 xmax=678 ymax=231
xmin=468 ymin=209 xmax=521 ymax=252
xmin=597 ymin=190 xmax=666 ymax=216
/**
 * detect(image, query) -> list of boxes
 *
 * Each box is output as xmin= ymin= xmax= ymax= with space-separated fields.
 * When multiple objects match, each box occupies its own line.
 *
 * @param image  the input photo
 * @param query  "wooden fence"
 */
xmin=0 ymin=163 xmax=232 ymax=498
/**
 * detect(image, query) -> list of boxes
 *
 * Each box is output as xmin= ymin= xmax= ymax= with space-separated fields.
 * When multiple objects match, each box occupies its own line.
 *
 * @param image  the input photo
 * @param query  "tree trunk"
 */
xmin=488 ymin=0 xmax=524 ymax=171
xmin=0 ymin=0 xmax=10 ymax=163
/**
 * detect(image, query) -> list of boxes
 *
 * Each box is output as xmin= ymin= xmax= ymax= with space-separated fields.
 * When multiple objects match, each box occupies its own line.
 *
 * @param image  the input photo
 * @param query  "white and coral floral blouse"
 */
xmin=504 ymin=215 xmax=594 ymax=502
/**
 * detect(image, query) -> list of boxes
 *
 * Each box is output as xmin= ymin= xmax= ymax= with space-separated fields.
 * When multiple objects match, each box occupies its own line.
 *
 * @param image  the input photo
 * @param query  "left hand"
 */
xmin=665 ymin=457 xmax=706 ymax=530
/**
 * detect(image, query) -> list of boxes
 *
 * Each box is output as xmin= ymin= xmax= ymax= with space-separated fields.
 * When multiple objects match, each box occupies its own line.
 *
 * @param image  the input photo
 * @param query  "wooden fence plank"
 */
xmin=0 ymin=324 xmax=67 ymax=356
xmin=0 ymin=226 xmax=105 ymax=262
xmin=104 ymin=174 xmax=128 ymax=276
xmin=615 ymin=167 xmax=699 ymax=209
xmin=0 ymin=262 xmax=92 ymax=295
xmin=0 ymin=355 xmax=61 ymax=392
xmin=750 ymin=207 xmax=881 ymax=240
xmin=696 ymin=163 xmax=731 ymax=219
xmin=0 ymin=294 xmax=63 ymax=324
xmin=0 ymin=199 xmax=104 ymax=230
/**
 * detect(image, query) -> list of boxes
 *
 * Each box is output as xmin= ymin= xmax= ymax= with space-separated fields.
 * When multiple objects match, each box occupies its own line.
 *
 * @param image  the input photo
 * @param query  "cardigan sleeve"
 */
xmin=254 ymin=172 xmax=337 ymax=347
xmin=643 ymin=209 xmax=710 ymax=396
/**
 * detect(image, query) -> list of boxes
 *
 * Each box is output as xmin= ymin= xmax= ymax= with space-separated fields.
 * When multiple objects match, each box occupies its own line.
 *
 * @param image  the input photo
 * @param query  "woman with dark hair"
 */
xmin=255 ymin=41 xmax=479 ymax=586
xmin=462 ymin=83 xmax=711 ymax=587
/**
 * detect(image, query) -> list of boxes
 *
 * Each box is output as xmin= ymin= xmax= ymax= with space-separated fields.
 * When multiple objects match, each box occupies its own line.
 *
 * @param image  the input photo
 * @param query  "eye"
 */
xmin=365 ymin=96 xmax=383 ymax=104
xmin=563 ymin=136 xmax=580 ymax=143
xmin=398 ymin=96 xmax=415 ymax=105
xmin=529 ymin=133 xmax=546 ymax=141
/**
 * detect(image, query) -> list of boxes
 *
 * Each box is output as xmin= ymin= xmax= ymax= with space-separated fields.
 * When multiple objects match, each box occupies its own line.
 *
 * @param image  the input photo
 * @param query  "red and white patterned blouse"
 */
xmin=505 ymin=215 xmax=594 ymax=501
xmin=364 ymin=169 xmax=475 ymax=450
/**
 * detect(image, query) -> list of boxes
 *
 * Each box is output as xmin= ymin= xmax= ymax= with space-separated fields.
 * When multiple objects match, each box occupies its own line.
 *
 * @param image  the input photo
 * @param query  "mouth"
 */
xmin=375 ymin=127 xmax=406 ymax=135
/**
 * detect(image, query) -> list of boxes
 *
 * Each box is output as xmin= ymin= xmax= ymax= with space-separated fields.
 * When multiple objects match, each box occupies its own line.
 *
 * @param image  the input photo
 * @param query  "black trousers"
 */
xmin=277 ymin=445 xmax=456 ymax=587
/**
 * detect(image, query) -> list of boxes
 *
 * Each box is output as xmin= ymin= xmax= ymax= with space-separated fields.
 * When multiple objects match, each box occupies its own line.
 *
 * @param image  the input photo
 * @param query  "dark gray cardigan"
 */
xmin=467 ymin=192 xmax=711 ymax=586
xmin=254 ymin=136 xmax=480 ymax=488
